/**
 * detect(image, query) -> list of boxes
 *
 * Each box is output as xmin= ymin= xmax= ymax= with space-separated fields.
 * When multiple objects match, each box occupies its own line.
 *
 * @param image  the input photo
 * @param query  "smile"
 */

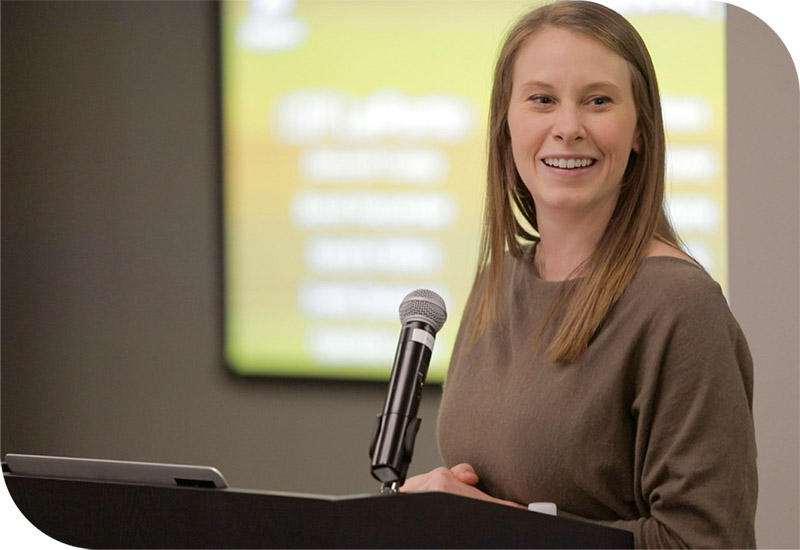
xmin=543 ymin=158 xmax=596 ymax=169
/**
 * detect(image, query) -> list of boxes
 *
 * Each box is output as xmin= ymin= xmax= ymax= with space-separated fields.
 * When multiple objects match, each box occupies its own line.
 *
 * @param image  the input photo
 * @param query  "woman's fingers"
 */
xmin=399 ymin=464 xmax=526 ymax=509
xmin=400 ymin=464 xmax=478 ymax=493
xmin=449 ymin=463 xmax=479 ymax=485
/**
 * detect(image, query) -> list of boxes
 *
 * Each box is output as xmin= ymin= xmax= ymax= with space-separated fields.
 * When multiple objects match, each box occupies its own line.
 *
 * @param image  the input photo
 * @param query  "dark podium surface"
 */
xmin=4 ymin=473 xmax=633 ymax=548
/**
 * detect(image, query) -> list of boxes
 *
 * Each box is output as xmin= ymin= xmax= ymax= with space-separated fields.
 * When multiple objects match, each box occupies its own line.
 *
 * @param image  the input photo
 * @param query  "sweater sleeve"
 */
xmin=564 ymin=274 xmax=758 ymax=549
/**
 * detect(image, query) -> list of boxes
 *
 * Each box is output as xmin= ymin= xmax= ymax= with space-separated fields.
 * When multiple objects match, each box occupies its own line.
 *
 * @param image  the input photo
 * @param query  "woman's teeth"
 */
xmin=543 ymin=158 xmax=595 ymax=169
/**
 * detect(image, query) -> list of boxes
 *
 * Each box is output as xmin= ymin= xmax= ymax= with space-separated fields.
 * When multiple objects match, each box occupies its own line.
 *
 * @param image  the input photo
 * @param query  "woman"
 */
xmin=401 ymin=2 xmax=758 ymax=548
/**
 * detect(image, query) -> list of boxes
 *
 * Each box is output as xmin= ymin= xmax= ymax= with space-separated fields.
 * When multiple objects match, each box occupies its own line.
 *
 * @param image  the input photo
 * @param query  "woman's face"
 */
xmin=507 ymin=27 xmax=640 ymax=224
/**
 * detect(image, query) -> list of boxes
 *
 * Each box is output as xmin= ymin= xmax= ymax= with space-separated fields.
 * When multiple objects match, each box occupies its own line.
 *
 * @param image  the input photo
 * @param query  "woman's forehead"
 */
xmin=511 ymin=28 xmax=632 ymax=91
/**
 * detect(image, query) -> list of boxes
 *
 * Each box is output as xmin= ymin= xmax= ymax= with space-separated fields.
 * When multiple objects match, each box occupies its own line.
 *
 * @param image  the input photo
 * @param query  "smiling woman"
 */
xmin=402 ymin=2 xmax=758 ymax=549
xmin=477 ymin=0 xmax=685 ymax=363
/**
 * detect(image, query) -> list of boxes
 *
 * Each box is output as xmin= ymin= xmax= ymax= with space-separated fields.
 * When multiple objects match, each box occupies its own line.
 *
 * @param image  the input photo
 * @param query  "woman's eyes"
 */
xmin=589 ymin=96 xmax=612 ymax=106
xmin=526 ymin=95 xmax=613 ymax=106
xmin=528 ymin=95 xmax=552 ymax=104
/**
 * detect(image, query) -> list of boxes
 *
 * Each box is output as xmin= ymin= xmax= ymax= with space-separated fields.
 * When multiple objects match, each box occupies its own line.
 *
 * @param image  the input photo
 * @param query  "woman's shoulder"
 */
xmin=643 ymin=239 xmax=699 ymax=265
xmin=603 ymin=241 xmax=721 ymax=319
xmin=613 ymin=255 xmax=746 ymax=358
xmin=630 ymin=254 xmax=728 ymax=318
xmin=639 ymin=241 xmax=711 ymax=288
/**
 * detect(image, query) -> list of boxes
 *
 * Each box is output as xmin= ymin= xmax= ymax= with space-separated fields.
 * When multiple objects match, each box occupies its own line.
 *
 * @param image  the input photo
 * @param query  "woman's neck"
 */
xmin=534 ymin=236 xmax=597 ymax=281
xmin=534 ymin=209 xmax=610 ymax=281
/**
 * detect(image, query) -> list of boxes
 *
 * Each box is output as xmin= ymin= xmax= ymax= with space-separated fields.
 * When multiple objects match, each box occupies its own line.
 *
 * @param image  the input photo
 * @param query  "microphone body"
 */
xmin=370 ymin=290 xmax=446 ymax=491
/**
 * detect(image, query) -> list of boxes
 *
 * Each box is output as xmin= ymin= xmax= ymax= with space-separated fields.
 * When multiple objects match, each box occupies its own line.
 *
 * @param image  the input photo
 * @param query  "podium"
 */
xmin=4 ymin=473 xmax=633 ymax=548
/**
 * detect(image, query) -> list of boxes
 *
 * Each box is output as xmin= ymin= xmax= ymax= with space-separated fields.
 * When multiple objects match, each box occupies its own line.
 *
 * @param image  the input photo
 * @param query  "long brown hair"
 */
xmin=471 ymin=0 xmax=682 ymax=362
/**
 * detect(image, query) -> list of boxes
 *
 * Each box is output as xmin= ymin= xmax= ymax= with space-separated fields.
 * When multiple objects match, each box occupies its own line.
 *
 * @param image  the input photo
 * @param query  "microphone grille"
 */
xmin=398 ymin=289 xmax=447 ymax=333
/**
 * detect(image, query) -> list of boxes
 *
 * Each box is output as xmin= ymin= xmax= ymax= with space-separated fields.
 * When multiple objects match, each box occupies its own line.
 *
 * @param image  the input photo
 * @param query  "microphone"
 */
xmin=369 ymin=289 xmax=447 ymax=493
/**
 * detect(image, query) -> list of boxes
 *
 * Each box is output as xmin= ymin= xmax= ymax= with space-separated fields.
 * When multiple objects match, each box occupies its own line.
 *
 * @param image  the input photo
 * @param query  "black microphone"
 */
xmin=369 ymin=289 xmax=447 ymax=493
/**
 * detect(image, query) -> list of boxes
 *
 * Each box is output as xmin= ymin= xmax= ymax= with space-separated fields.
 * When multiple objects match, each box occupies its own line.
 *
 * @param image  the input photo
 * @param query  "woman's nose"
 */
xmin=551 ymin=106 xmax=585 ymax=144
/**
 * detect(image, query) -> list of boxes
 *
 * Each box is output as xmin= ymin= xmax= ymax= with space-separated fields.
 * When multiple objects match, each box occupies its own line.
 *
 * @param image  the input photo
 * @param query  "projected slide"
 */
xmin=221 ymin=0 xmax=727 ymax=381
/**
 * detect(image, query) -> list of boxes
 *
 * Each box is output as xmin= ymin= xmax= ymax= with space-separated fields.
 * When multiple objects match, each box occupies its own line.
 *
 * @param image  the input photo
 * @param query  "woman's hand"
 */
xmin=400 ymin=464 xmax=525 ymax=509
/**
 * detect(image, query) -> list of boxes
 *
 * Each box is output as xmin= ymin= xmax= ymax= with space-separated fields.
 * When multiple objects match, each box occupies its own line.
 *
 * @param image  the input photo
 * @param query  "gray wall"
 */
xmin=1 ymin=2 xmax=797 ymax=548
xmin=727 ymin=6 xmax=799 ymax=547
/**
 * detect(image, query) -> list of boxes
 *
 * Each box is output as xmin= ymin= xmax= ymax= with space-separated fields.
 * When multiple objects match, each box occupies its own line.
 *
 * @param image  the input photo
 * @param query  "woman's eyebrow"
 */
xmin=515 ymin=80 xmax=623 ymax=94
xmin=516 ymin=80 xmax=554 ymax=92
xmin=580 ymin=81 xmax=623 ymax=94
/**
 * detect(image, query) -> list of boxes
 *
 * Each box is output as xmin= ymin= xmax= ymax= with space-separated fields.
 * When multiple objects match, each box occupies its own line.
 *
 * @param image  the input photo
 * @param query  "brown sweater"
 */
xmin=437 ymin=248 xmax=757 ymax=549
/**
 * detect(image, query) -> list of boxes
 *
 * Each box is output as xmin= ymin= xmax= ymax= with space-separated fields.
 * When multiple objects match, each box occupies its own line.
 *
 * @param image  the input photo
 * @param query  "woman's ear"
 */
xmin=632 ymin=127 xmax=642 ymax=154
xmin=632 ymin=126 xmax=642 ymax=155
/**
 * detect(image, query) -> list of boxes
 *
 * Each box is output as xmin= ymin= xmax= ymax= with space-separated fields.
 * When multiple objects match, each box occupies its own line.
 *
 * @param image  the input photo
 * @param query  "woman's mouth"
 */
xmin=542 ymin=157 xmax=596 ymax=169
